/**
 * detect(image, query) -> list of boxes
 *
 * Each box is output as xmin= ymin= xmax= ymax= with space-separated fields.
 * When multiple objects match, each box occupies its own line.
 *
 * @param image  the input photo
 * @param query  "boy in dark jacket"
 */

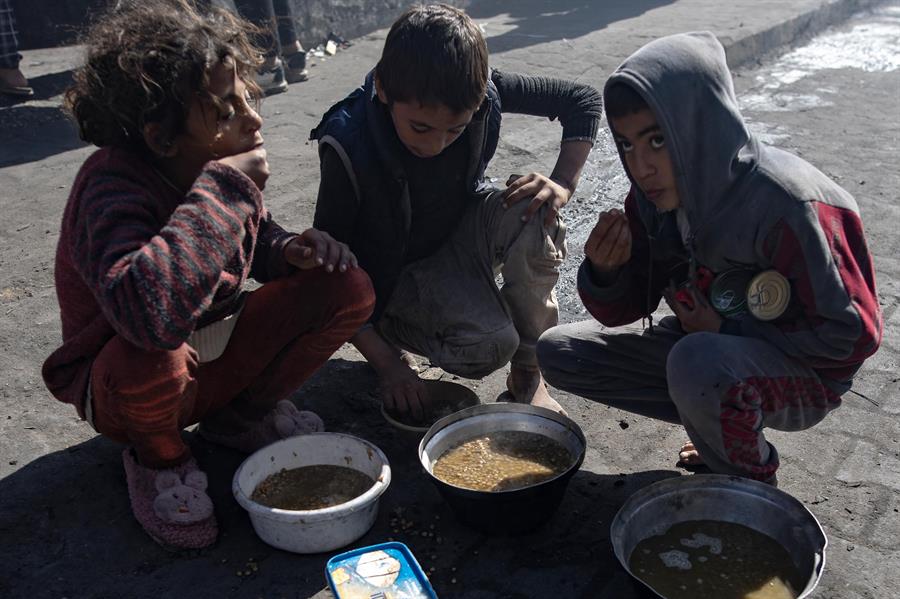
xmin=311 ymin=4 xmax=602 ymax=418
xmin=537 ymin=32 xmax=882 ymax=484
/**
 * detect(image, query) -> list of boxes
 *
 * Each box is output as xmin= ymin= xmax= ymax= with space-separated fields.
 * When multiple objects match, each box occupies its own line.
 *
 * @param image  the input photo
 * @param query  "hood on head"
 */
xmin=603 ymin=32 xmax=755 ymax=225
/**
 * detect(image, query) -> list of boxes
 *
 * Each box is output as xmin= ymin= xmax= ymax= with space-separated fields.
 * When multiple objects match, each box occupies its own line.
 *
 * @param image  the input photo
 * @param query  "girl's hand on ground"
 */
xmin=379 ymin=361 xmax=429 ymax=422
xmin=218 ymin=147 xmax=269 ymax=191
xmin=284 ymin=229 xmax=358 ymax=272
xmin=502 ymin=172 xmax=572 ymax=227
xmin=663 ymin=286 xmax=723 ymax=333
xmin=584 ymin=209 xmax=632 ymax=275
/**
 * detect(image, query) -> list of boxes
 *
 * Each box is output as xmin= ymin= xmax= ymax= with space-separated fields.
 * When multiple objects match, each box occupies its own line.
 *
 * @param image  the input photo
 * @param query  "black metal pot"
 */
xmin=418 ymin=403 xmax=586 ymax=534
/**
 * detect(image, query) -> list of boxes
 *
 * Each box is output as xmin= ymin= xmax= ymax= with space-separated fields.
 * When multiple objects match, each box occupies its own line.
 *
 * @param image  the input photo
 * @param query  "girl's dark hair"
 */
xmin=604 ymin=83 xmax=649 ymax=119
xmin=375 ymin=3 xmax=488 ymax=113
xmin=65 ymin=0 xmax=262 ymax=153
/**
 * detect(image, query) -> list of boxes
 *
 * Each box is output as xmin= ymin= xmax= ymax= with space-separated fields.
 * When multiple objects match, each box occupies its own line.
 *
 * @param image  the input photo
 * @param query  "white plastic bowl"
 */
xmin=232 ymin=433 xmax=391 ymax=554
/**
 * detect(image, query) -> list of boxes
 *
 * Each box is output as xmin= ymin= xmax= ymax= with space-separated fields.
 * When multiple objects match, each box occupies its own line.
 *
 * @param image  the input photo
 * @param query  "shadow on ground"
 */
xmin=0 ymin=70 xmax=86 ymax=167
xmin=469 ymin=0 xmax=676 ymax=53
xmin=0 ymin=358 xmax=680 ymax=598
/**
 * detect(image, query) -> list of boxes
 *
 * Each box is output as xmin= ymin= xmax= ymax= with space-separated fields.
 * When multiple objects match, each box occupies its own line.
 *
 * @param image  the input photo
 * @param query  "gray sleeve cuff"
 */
xmin=577 ymin=258 xmax=631 ymax=303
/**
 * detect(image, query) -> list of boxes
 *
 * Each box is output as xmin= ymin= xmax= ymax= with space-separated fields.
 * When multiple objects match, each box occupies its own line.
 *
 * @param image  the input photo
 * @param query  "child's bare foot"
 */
xmin=504 ymin=366 xmax=567 ymax=415
xmin=398 ymin=349 xmax=421 ymax=373
xmin=678 ymin=440 xmax=704 ymax=466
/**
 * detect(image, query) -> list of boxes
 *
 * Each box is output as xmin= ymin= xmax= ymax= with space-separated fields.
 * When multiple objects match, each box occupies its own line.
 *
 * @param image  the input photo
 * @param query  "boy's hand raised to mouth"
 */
xmin=284 ymin=228 xmax=358 ymax=272
xmin=502 ymin=172 xmax=573 ymax=227
xmin=585 ymin=209 xmax=632 ymax=276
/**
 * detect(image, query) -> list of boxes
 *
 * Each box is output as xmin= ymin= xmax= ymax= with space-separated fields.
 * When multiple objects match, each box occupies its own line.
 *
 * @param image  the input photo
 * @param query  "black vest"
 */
xmin=310 ymin=71 xmax=503 ymax=317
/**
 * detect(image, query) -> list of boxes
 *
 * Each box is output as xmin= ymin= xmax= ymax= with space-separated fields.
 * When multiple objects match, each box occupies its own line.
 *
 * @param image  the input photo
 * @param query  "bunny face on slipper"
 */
xmin=272 ymin=400 xmax=324 ymax=437
xmin=152 ymin=470 xmax=214 ymax=524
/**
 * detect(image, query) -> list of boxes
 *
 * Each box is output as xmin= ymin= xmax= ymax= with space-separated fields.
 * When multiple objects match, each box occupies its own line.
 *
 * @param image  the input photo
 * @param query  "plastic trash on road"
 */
xmin=326 ymin=541 xmax=438 ymax=599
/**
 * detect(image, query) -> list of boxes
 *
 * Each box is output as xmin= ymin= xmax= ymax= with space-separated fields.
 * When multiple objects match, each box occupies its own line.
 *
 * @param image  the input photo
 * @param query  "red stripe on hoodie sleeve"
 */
xmin=815 ymin=202 xmax=882 ymax=364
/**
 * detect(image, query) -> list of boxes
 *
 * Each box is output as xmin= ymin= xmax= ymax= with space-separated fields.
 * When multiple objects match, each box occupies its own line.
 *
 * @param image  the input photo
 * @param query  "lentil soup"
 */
xmin=251 ymin=465 xmax=375 ymax=511
xmin=432 ymin=430 xmax=573 ymax=492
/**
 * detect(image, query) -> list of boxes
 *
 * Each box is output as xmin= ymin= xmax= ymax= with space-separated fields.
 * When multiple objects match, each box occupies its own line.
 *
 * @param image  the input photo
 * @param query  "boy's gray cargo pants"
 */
xmin=378 ymin=189 xmax=566 ymax=378
xmin=537 ymin=316 xmax=843 ymax=481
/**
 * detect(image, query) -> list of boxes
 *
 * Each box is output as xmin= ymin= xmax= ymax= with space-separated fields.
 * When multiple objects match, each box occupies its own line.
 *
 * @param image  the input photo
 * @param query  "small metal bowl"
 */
xmin=418 ymin=403 xmax=586 ymax=534
xmin=611 ymin=474 xmax=827 ymax=598
xmin=381 ymin=380 xmax=480 ymax=433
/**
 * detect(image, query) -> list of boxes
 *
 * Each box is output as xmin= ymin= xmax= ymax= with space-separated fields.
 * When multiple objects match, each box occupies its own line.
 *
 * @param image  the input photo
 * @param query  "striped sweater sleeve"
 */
xmin=72 ymin=161 xmax=262 ymax=350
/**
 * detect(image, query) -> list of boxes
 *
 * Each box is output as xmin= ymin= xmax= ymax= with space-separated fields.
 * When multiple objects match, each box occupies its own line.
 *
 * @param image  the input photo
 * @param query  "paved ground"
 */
xmin=0 ymin=1 xmax=897 ymax=597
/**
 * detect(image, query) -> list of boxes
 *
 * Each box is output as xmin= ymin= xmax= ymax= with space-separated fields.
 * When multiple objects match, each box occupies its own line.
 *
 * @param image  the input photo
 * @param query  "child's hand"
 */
xmin=584 ymin=209 xmax=632 ymax=274
xmin=284 ymin=228 xmax=358 ymax=272
xmin=663 ymin=286 xmax=723 ymax=333
xmin=502 ymin=172 xmax=572 ymax=227
xmin=380 ymin=360 xmax=429 ymax=423
xmin=218 ymin=147 xmax=270 ymax=191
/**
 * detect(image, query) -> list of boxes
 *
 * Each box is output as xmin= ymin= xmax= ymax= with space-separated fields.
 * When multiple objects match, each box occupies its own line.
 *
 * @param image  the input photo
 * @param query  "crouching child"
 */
xmin=310 ymin=4 xmax=602 ymax=420
xmin=42 ymin=0 xmax=374 ymax=549
xmin=537 ymin=32 xmax=882 ymax=484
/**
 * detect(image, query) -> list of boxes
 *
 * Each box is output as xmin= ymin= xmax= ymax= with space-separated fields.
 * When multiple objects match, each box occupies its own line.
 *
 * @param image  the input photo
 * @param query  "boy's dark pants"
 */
xmin=378 ymin=189 xmax=566 ymax=378
xmin=537 ymin=317 xmax=842 ymax=481
xmin=89 ymin=268 xmax=374 ymax=469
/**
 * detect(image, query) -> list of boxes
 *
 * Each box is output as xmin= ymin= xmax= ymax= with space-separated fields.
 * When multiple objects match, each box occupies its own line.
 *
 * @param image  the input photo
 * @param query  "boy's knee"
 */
xmin=508 ymin=202 xmax=567 ymax=256
xmin=333 ymin=267 xmax=376 ymax=316
xmin=94 ymin=336 xmax=195 ymax=397
xmin=666 ymin=333 xmax=730 ymax=411
xmin=285 ymin=267 xmax=376 ymax=322
xmin=441 ymin=324 xmax=519 ymax=379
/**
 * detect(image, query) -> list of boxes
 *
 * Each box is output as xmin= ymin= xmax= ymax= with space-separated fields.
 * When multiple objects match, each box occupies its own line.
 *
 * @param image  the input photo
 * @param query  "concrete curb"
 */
xmin=11 ymin=0 xmax=880 ymax=63
xmin=723 ymin=0 xmax=888 ymax=66
xmin=11 ymin=0 xmax=471 ymax=52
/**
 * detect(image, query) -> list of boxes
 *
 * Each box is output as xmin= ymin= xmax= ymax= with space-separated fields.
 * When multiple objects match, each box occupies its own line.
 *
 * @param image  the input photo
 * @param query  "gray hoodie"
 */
xmin=578 ymin=32 xmax=882 ymax=391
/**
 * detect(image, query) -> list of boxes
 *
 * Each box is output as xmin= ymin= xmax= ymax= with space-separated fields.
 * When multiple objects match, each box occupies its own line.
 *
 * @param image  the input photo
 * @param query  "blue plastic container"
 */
xmin=325 ymin=541 xmax=438 ymax=599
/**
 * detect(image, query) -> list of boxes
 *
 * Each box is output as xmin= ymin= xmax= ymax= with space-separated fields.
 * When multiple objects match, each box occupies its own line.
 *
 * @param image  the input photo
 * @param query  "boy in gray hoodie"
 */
xmin=537 ymin=32 xmax=882 ymax=484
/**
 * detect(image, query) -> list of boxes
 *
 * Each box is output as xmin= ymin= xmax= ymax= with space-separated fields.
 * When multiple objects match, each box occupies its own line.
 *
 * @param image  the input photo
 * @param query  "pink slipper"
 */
xmin=198 ymin=400 xmax=324 ymax=454
xmin=122 ymin=448 xmax=217 ymax=550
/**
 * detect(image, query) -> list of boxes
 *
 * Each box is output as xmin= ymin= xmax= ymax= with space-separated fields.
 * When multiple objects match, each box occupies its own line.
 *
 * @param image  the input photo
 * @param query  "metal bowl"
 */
xmin=381 ymin=379 xmax=480 ymax=433
xmin=418 ymin=403 xmax=586 ymax=534
xmin=610 ymin=474 xmax=827 ymax=598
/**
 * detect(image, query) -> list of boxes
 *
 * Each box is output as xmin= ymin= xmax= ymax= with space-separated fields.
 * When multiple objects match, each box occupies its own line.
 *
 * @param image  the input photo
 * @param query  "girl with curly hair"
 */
xmin=42 ymin=0 xmax=374 ymax=550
